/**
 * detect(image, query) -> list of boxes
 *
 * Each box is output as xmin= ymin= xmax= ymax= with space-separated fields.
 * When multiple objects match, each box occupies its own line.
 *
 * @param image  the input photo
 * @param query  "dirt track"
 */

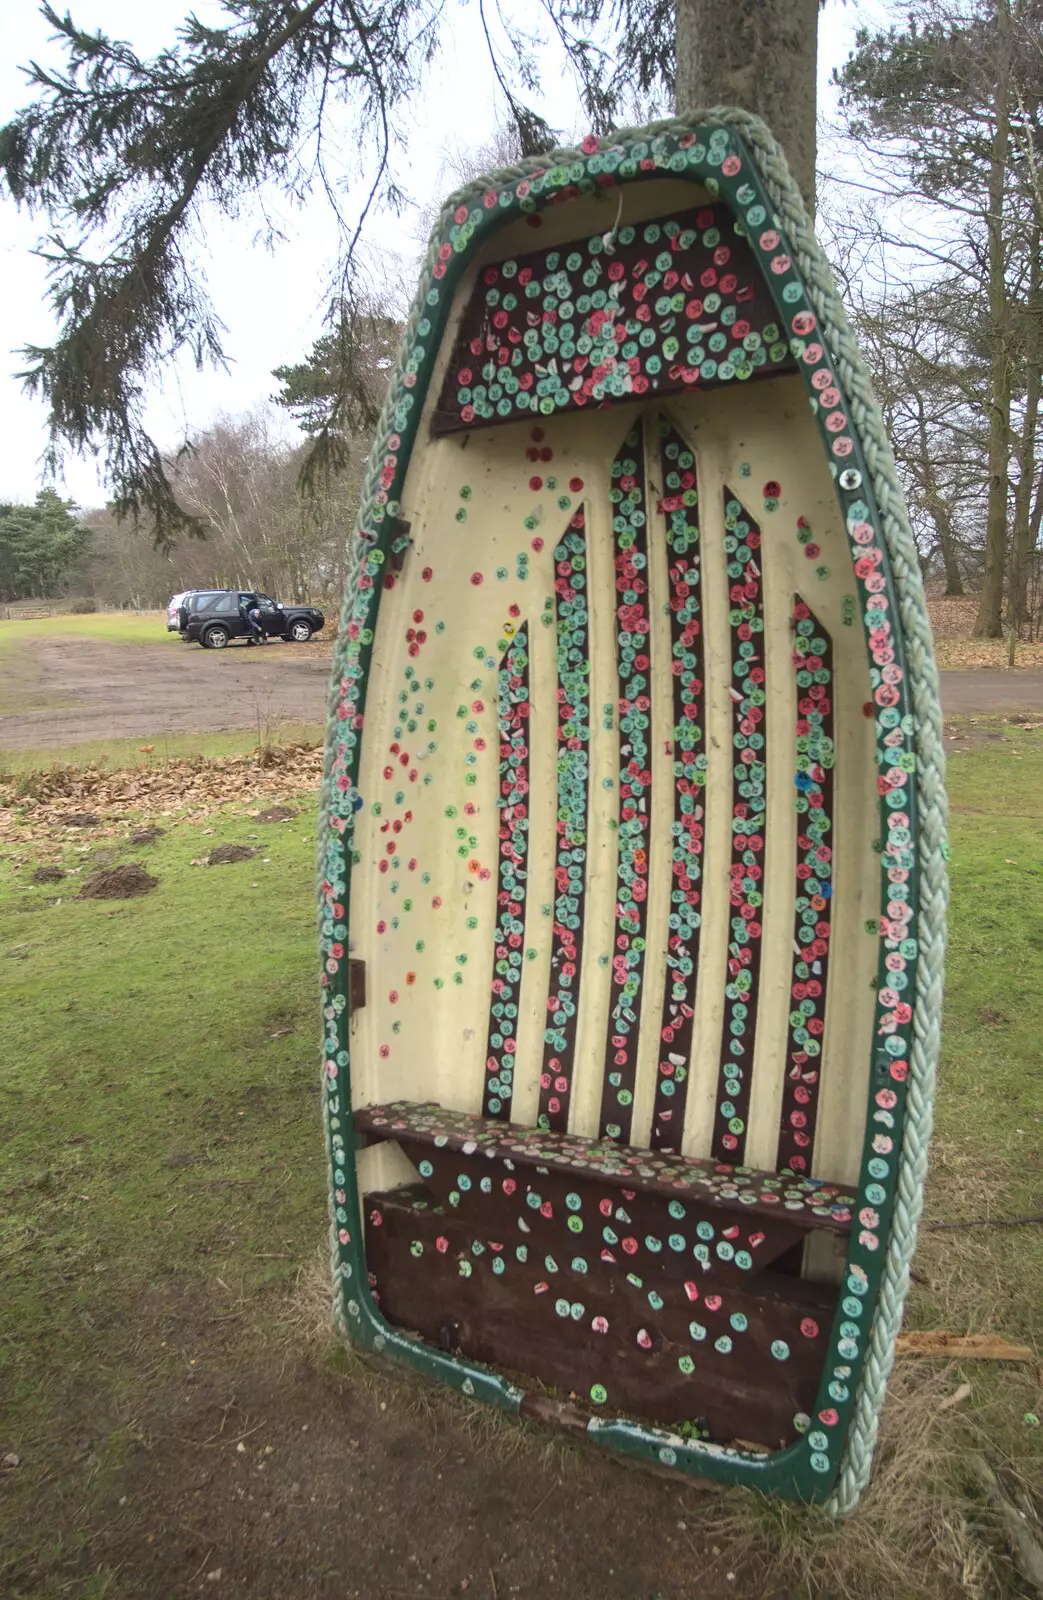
xmin=0 ymin=636 xmax=332 ymax=749
xmin=936 ymin=668 xmax=1043 ymax=714
xmin=2 ymin=637 xmax=1043 ymax=752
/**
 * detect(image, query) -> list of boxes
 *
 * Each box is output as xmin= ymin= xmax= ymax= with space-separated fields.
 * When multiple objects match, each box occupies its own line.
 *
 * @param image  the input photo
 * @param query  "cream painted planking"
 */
xmin=350 ymin=179 xmax=878 ymax=1221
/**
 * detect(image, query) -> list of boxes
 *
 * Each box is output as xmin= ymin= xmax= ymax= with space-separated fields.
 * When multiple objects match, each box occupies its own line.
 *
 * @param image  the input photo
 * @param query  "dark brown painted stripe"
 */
xmin=482 ymin=626 xmax=531 ymax=1120
xmin=776 ymin=597 xmax=835 ymax=1174
xmin=711 ymin=491 xmax=767 ymax=1164
xmin=537 ymin=509 xmax=590 ymax=1132
xmin=599 ymin=422 xmax=653 ymax=1145
xmin=649 ymin=420 xmax=707 ymax=1153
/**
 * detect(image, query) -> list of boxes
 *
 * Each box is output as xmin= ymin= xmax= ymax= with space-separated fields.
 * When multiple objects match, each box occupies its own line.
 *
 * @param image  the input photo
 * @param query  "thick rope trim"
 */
xmin=318 ymin=108 xmax=948 ymax=1515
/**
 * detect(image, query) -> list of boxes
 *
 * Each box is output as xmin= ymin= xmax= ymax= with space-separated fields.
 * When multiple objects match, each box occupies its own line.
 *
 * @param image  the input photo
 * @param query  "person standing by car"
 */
xmin=240 ymin=595 xmax=265 ymax=645
xmin=248 ymin=601 xmax=268 ymax=644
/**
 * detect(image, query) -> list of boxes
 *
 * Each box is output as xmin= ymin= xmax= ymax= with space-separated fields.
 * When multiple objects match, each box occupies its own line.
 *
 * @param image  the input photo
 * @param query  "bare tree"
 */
xmin=842 ymin=264 xmax=988 ymax=594
xmin=834 ymin=0 xmax=1043 ymax=636
xmin=77 ymin=408 xmax=367 ymax=607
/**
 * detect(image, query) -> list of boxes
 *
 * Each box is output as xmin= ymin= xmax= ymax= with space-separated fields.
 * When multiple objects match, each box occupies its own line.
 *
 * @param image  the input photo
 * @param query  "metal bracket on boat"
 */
xmin=389 ymin=518 xmax=413 ymax=572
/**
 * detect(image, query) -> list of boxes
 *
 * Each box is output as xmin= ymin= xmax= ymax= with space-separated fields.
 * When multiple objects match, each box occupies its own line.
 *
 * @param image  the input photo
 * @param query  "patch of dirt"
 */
xmin=0 ymin=635 xmax=330 ymax=749
xmin=30 ymin=865 xmax=65 ymax=884
xmin=63 ymin=811 xmax=100 ymax=828
xmin=257 ymin=804 xmax=298 ymax=823
xmin=976 ymin=1006 xmax=1010 ymax=1028
xmin=78 ymin=863 xmax=158 ymax=899
xmin=6 ymin=624 xmax=1043 ymax=760
xmin=15 ymin=1345 xmax=743 ymax=1600
xmin=207 ymin=843 xmax=257 ymax=865
xmin=130 ymin=825 xmax=166 ymax=845
xmin=944 ymin=721 xmax=1004 ymax=749
xmin=945 ymin=710 xmax=1043 ymax=748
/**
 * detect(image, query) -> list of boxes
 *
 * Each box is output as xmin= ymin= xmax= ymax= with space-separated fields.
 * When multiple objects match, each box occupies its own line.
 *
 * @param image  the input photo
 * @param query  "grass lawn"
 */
xmin=0 ymin=724 xmax=326 ymax=775
xmin=0 ymin=613 xmax=175 ymax=652
xmin=1 ymin=792 xmax=328 ymax=1597
xmin=0 ymin=722 xmax=1041 ymax=1599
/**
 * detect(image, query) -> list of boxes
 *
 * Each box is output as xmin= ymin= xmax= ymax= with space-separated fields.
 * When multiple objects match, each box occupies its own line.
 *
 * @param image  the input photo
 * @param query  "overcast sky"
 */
xmin=0 ymin=0 xmax=888 ymax=509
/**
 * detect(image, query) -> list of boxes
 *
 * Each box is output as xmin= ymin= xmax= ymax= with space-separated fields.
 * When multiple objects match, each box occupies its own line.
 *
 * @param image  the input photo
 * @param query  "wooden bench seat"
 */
xmin=355 ymin=1101 xmax=855 ymax=1233
xmin=357 ymin=1099 xmax=851 ymax=1446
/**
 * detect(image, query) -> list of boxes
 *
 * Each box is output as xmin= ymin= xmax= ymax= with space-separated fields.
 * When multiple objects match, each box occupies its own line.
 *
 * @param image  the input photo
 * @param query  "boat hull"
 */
xmin=319 ymin=119 xmax=945 ymax=1506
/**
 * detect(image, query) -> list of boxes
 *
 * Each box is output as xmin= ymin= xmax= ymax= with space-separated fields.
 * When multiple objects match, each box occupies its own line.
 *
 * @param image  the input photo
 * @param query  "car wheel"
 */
xmin=289 ymin=620 xmax=312 ymax=642
xmin=202 ymin=625 xmax=230 ymax=650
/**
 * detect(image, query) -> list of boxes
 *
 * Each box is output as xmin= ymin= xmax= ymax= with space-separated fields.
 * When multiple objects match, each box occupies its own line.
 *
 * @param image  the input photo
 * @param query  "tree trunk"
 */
xmin=973 ymin=0 xmax=1013 ymax=639
xmin=1027 ymin=473 xmax=1043 ymax=638
xmin=1004 ymin=227 xmax=1036 ymax=636
xmin=915 ymin=396 xmax=964 ymax=595
xmin=934 ymin=503 xmax=965 ymax=597
xmin=674 ymin=0 xmax=819 ymax=208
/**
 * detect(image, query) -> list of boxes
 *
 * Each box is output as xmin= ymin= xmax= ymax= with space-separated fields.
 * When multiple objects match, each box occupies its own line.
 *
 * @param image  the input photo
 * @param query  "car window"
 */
xmin=257 ymin=598 xmax=278 ymax=613
xmin=189 ymin=592 xmax=222 ymax=612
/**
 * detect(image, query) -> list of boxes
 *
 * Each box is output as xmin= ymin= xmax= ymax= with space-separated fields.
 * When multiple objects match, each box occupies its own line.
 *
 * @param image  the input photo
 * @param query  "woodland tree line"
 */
xmin=2 ymin=0 xmax=1043 ymax=638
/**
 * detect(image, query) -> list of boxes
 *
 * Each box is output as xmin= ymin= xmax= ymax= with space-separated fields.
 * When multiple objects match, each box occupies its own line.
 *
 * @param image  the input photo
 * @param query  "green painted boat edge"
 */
xmin=316 ymin=111 xmax=948 ymax=1509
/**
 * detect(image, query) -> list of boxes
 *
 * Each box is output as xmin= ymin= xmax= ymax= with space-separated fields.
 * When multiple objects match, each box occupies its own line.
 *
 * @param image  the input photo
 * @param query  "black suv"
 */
xmin=178 ymin=591 xmax=326 ymax=649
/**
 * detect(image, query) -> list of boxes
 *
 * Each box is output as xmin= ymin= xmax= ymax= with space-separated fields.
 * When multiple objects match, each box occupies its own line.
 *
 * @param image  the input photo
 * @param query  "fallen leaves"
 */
xmin=928 ymin=595 xmax=1043 ymax=655
xmin=0 ymin=742 xmax=323 ymax=849
xmin=927 ymin=597 xmax=1043 ymax=667
xmin=933 ymin=640 xmax=1043 ymax=669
